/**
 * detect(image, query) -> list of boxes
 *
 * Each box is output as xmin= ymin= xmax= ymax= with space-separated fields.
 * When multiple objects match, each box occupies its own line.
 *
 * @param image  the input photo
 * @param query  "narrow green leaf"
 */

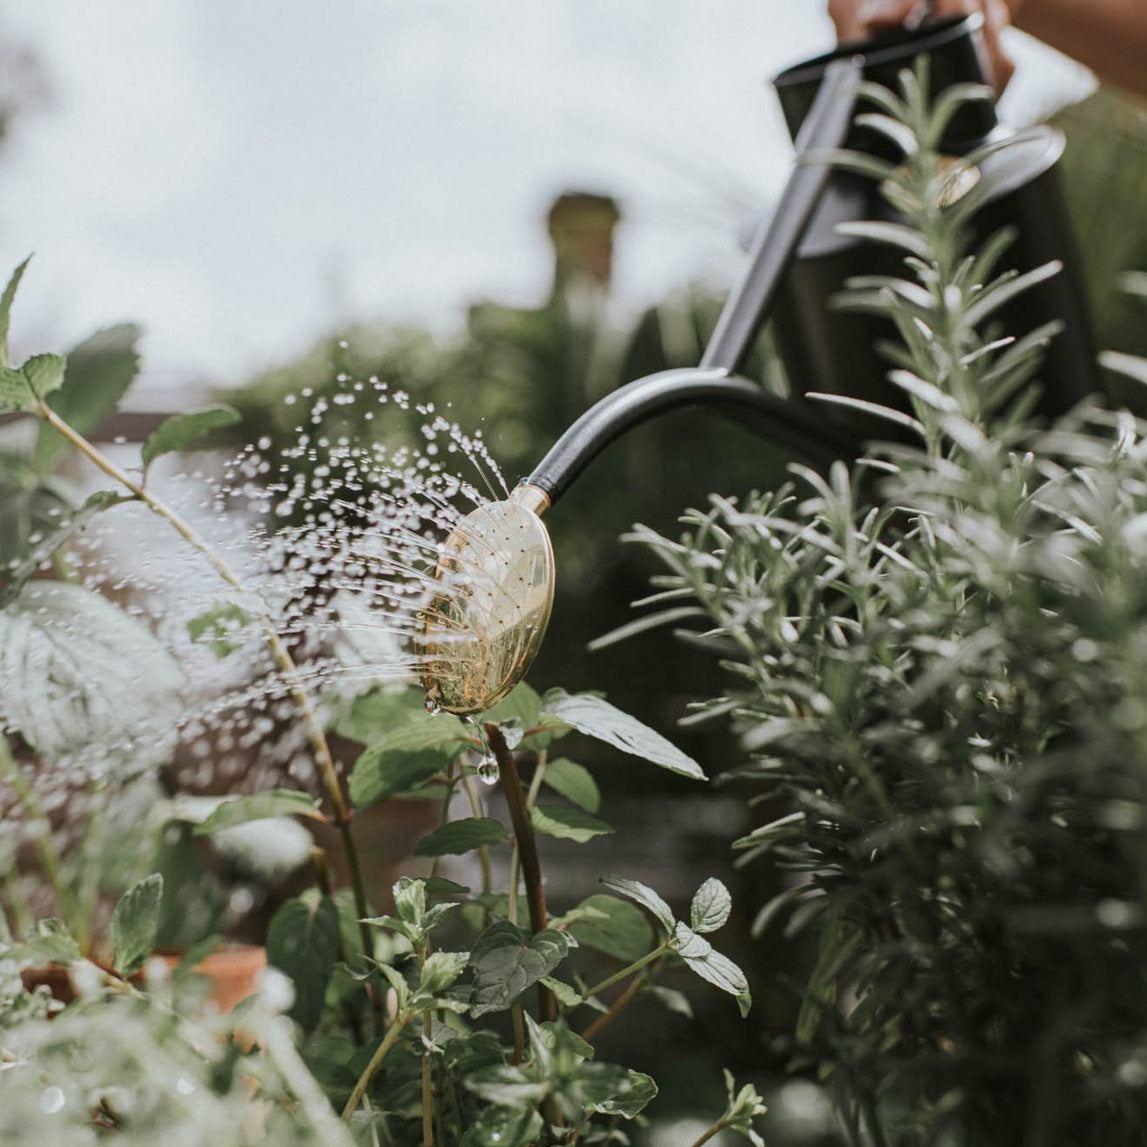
xmin=192 ymin=789 xmax=320 ymax=836
xmin=673 ymin=922 xmax=751 ymax=1016
xmin=414 ymin=816 xmax=510 ymax=858
xmin=566 ymin=894 xmax=654 ymax=964
xmin=141 ymin=405 xmax=241 ymax=467
xmin=601 ymin=875 xmax=676 ymax=935
xmin=645 ymin=985 xmax=693 ymax=1018
xmin=111 ymin=873 xmax=164 ymax=978
xmin=469 ymin=920 xmax=570 ymax=1017
xmin=540 ymin=976 xmax=584 ymax=1009
xmin=542 ymin=757 xmax=600 ymax=812
xmin=690 ymin=877 xmax=732 ymax=934
xmin=266 ymin=892 xmax=340 ymax=1033
xmin=541 ymin=690 xmax=705 ymax=780
xmin=530 ymin=804 xmax=613 ymax=844
xmin=0 ymin=257 xmax=31 ymax=369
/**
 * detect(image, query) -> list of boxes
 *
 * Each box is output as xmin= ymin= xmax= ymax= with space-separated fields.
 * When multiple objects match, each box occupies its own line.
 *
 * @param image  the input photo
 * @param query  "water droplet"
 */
xmin=477 ymin=756 xmax=499 ymax=786
xmin=425 ymin=695 xmax=442 ymax=716
xmin=40 ymin=1086 xmax=66 ymax=1115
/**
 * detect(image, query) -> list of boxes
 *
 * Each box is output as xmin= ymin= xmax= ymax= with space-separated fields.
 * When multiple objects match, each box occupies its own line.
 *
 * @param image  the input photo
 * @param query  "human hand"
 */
xmin=827 ymin=0 xmax=1016 ymax=90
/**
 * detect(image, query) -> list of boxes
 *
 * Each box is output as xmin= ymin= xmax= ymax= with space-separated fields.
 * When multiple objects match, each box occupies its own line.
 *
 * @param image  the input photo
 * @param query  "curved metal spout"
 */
xmin=524 ymin=366 xmax=855 ymax=504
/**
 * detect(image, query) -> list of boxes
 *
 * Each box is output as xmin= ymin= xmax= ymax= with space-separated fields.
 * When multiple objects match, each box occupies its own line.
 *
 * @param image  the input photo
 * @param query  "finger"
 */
xmin=829 ymin=0 xmax=916 ymax=41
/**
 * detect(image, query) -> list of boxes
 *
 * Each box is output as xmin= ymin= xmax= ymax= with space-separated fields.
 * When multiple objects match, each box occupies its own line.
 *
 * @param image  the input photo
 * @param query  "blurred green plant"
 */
xmin=624 ymin=67 xmax=1147 ymax=1144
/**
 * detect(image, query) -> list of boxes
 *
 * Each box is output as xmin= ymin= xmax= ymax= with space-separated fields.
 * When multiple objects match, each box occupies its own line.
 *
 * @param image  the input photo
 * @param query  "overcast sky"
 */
xmin=2 ymin=3 xmax=1089 ymax=400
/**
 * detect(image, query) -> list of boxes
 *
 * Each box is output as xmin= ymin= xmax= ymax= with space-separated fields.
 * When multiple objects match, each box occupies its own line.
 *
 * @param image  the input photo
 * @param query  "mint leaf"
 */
xmin=111 ymin=873 xmax=164 ymax=978
xmin=0 ymin=257 xmax=31 ymax=369
xmin=414 ymin=817 xmax=510 ymax=858
xmin=22 ymin=354 xmax=66 ymax=402
xmin=267 ymin=892 xmax=340 ymax=1033
xmin=348 ymin=716 xmax=468 ymax=808
xmin=541 ymin=689 xmax=705 ymax=780
xmin=673 ymin=922 xmax=752 ymax=1016
xmin=192 ymin=789 xmax=320 ymax=835
xmin=420 ymin=950 xmax=470 ymax=996
xmin=186 ymin=601 xmax=252 ymax=658
xmin=530 ymin=804 xmax=613 ymax=843
xmin=35 ymin=324 xmax=142 ymax=471
xmin=567 ymin=894 xmax=654 ymax=963
xmin=141 ymin=406 xmax=240 ymax=467
xmin=542 ymin=757 xmax=600 ymax=812
xmin=600 ymin=875 xmax=676 ymax=935
xmin=579 ymin=1063 xmax=658 ymax=1119
xmin=469 ymin=920 xmax=570 ymax=1017
xmin=690 ymin=877 xmax=733 ymax=934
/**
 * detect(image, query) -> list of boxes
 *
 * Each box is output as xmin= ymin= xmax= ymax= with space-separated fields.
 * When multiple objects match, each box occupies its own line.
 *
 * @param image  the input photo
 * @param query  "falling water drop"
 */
xmin=477 ymin=756 xmax=500 ymax=786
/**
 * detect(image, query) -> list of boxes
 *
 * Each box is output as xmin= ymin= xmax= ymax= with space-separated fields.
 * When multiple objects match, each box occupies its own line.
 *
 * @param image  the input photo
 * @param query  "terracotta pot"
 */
xmin=21 ymin=943 xmax=267 ymax=1014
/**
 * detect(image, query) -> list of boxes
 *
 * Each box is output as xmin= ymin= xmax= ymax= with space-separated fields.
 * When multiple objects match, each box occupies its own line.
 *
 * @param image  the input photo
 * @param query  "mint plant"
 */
xmin=0 ymin=264 xmax=766 ymax=1143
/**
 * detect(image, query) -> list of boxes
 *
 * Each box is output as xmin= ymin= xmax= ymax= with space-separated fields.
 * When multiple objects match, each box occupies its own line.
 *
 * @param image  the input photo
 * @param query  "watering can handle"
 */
xmin=700 ymin=54 xmax=863 ymax=374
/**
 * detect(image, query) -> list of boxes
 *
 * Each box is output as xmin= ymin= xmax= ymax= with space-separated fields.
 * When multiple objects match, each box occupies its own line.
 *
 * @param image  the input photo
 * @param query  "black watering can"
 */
xmin=421 ymin=13 xmax=1101 ymax=714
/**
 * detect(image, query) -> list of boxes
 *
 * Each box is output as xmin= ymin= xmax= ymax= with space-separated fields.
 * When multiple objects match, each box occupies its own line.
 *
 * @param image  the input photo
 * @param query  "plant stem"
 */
xmin=577 ymin=944 xmax=668 ymax=1005
xmin=485 ymin=723 xmax=555 ymax=1023
xmin=342 ymin=1012 xmax=413 ymax=1120
xmin=578 ymin=968 xmax=647 ymax=1042
xmin=36 ymin=404 xmax=376 ymax=976
xmin=421 ymin=1009 xmax=435 ymax=1147
xmin=686 ymin=1117 xmax=727 ymax=1147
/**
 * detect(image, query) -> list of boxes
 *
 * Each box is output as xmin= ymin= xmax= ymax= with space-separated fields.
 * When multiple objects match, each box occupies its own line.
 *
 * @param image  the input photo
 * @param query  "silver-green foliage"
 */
xmin=631 ymin=68 xmax=1147 ymax=1145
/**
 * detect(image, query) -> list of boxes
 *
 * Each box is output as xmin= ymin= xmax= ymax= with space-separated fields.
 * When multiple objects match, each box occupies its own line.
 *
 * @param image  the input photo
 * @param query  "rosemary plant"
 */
xmin=628 ymin=69 xmax=1147 ymax=1145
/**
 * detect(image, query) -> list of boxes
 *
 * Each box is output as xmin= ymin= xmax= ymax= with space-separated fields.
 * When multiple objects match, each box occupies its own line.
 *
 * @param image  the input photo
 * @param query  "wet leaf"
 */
xmin=414 ymin=816 xmax=510 ymax=858
xmin=186 ymin=601 xmax=252 ymax=658
xmin=469 ymin=920 xmax=569 ymax=1017
xmin=579 ymin=1063 xmax=658 ymax=1119
xmin=111 ymin=874 xmax=164 ymax=978
xmin=459 ymin=1103 xmax=543 ymax=1147
xmin=267 ymin=893 xmax=340 ymax=1033
xmin=141 ymin=405 xmax=241 ymax=467
xmin=541 ymin=690 xmax=705 ymax=780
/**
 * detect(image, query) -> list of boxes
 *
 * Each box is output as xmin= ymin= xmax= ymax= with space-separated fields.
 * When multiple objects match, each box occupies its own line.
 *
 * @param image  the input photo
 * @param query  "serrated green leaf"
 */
xmin=192 ymin=789 xmax=320 ymax=836
xmin=600 ymin=875 xmax=676 ymax=935
xmin=111 ymin=873 xmax=164 ymax=977
xmin=542 ymin=758 xmax=600 ymax=812
xmin=530 ymin=804 xmax=613 ymax=844
xmin=460 ymin=1104 xmax=543 ymax=1147
xmin=420 ymin=950 xmax=470 ymax=995
xmin=0 ymin=365 xmax=35 ymax=412
xmin=141 ymin=405 xmax=241 ymax=467
xmin=690 ymin=877 xmax=732 ymax=934
xmin=723 ymin=1069 xmax=768 ymax=1144
xmin=469 ymin=920 xmax=570 ymax=1017
xmin=22 ymin=354 xmax=66 ymax=403
xmin=267 ymin=892 xmax=340 ymax=1033
xmin=579 ymin=1064 xmax=658 ymax=1119
xmin=0 ymin=257 xmax=31 ymax=369
xmin=540 ymin=976 xmax=584 ymax=1009
xmin=186 ymin=601 xmax=252 ymax=658
xmin=541 ymin=689 xmax=705 ymax=780
xmin=4 ymin=917 xmax=82 ymax=966
xmin=35 ymin=324 xmax=142 ymax=471
xmin=348 ymin=717 xmax=469 ymax=808
xmin=464 ymin=1064 xmax=549 ymax=1107
xmin=673 ymin=922 xmax=751 ymax=1015
xmin=393 ymin=875 xmax=428 ymax=924
xmin=414 ymin=816 xmax=510 ymax=858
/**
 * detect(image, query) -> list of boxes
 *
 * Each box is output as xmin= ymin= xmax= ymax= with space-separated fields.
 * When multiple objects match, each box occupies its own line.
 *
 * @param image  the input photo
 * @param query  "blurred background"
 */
xmin=3 ymin=4 xmax=1142 ymax=1142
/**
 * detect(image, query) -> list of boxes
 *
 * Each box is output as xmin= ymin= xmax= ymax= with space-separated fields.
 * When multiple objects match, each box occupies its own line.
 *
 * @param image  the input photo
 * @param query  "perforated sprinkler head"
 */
xmin=419 ymin=483 xmax=554 ymax=715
